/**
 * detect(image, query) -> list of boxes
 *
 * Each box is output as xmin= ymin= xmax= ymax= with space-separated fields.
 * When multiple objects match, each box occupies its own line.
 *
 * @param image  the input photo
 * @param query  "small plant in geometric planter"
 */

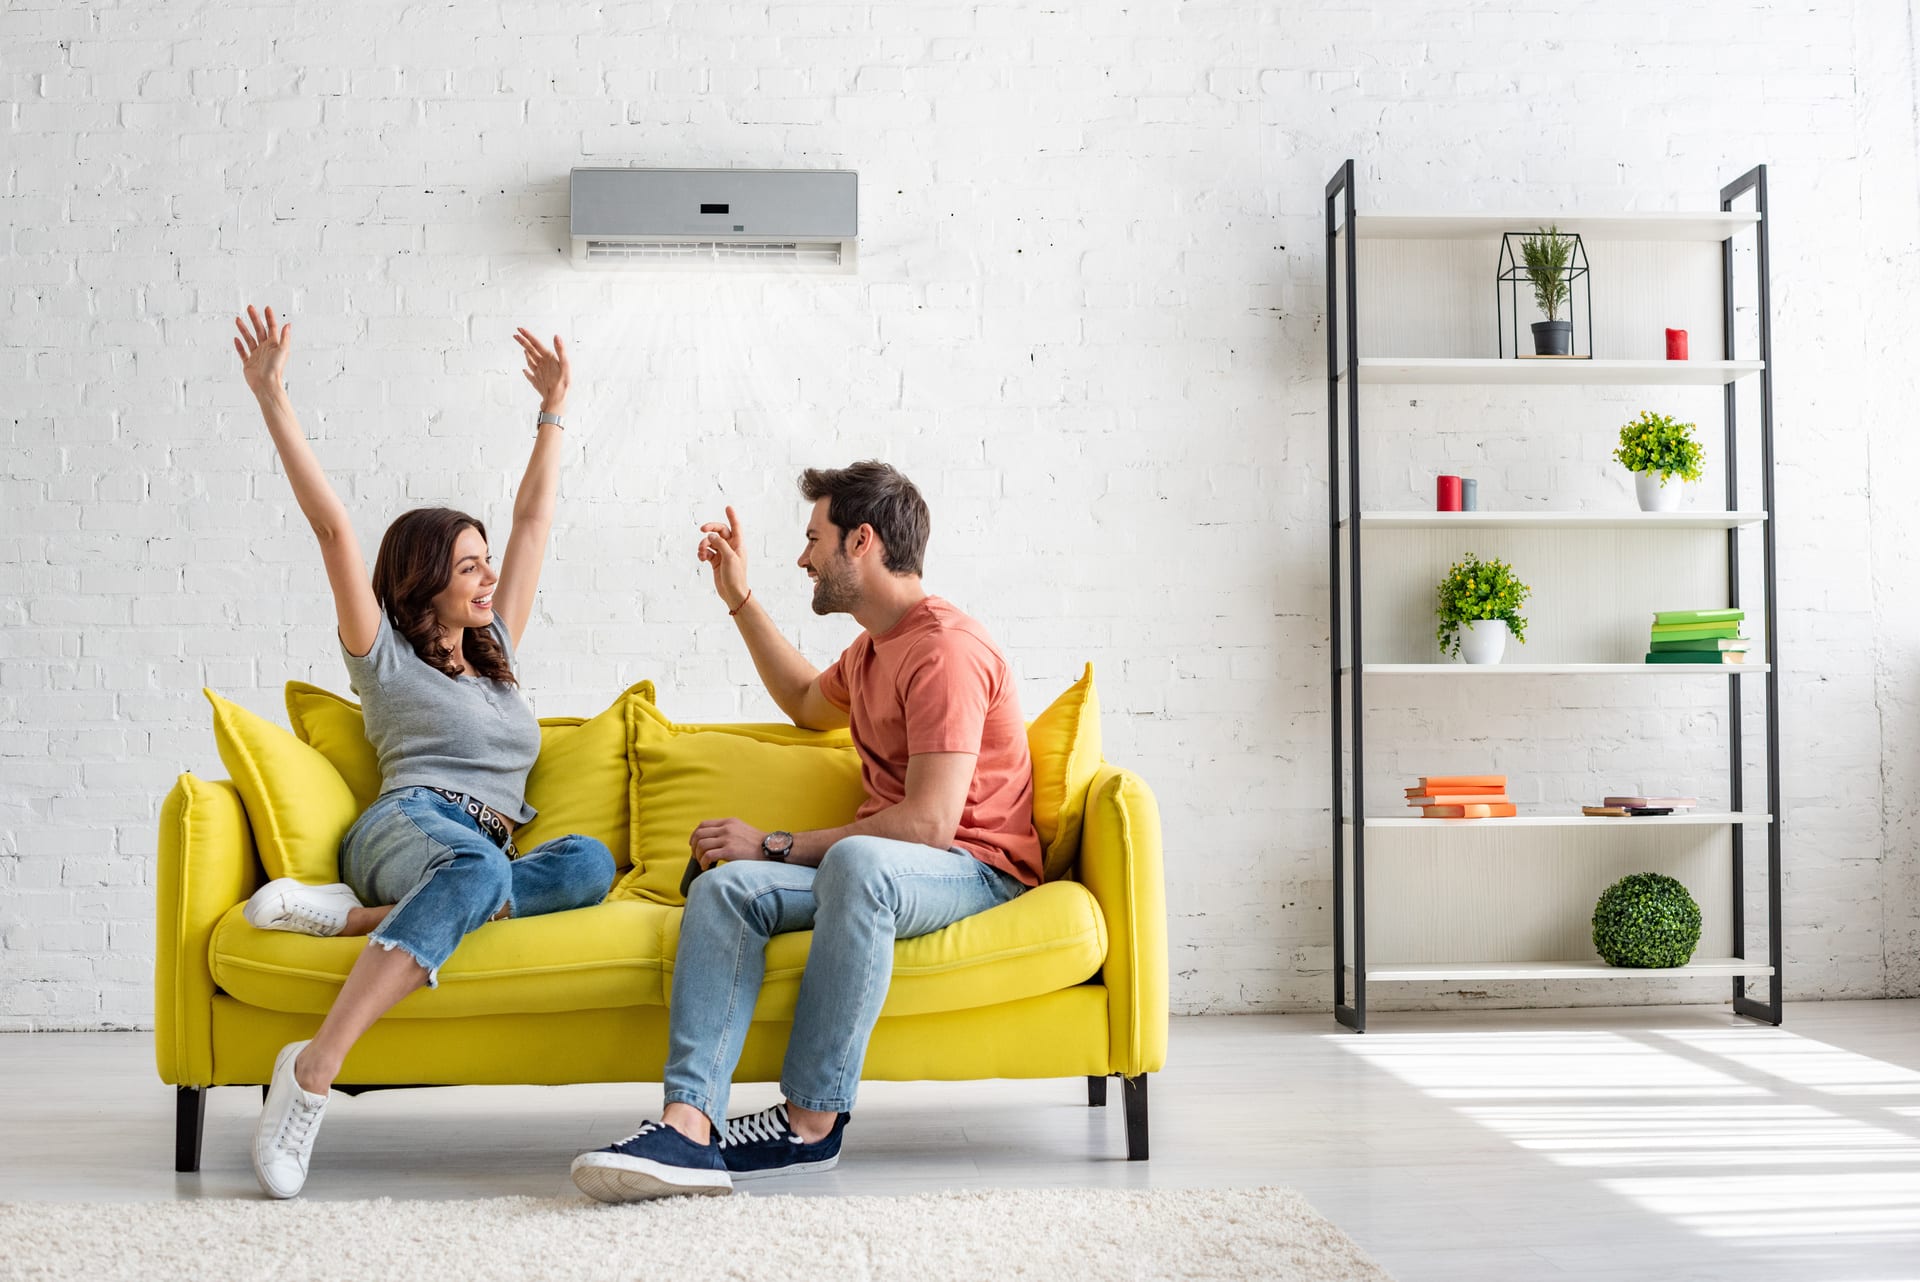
xmin=1435 ymin=553 xmax=1531 ymax=664
xmin=1592 ymin=872 xmax=1703 ymax=967
xmin=1613 ymin=410 xmax=1704 ymax=513
xmin=1521 ymin=226 xmax=1577 ymax=355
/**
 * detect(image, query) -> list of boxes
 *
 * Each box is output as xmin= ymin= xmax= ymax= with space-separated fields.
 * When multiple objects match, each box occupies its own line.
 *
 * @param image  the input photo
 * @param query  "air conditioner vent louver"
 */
xmin=570 ymin=168 xmax=858 ymax=274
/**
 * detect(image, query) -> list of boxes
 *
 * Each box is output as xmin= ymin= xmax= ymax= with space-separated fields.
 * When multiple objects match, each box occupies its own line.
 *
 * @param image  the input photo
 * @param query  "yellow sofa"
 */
xmin=156 ymin=675 xmax=1168 ymax=1173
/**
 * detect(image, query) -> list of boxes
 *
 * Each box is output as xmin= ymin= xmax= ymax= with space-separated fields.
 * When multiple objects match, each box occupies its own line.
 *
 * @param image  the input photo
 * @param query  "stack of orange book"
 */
xmin=1404 ymin=775 xmax=1515 ymax=819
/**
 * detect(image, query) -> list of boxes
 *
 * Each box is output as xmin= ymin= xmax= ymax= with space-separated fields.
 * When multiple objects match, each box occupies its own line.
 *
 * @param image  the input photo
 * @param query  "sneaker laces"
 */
xmin=612 ymin=1120 xmax=666 ymax=1147
xmin=719 ymin=1104 xmax=793 ymax=1149
xmin=282 ymin=901 xmax=341 ymax=934
xmin=275 ymin=1093 xmax=324 ymax=1153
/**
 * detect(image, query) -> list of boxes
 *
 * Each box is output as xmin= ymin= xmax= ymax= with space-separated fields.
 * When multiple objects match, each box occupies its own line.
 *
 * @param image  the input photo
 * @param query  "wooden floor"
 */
xmin=3 ymin=1001 xmax=1917 ymax=1281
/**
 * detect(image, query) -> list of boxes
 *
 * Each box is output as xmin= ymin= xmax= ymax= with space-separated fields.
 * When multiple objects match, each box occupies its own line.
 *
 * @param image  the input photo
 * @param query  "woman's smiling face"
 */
xmin=431 ymin=525 xmax=499 ymax=637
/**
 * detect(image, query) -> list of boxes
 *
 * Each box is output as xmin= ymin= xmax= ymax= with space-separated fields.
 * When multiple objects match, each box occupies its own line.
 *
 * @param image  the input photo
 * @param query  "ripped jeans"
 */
xmin=338 ymin=786 xmax=614 ymax=986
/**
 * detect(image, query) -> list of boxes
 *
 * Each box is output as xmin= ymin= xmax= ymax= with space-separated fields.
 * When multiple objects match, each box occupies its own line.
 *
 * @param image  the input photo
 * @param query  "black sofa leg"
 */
xmin=1122 ymin=1074 xmax=1149 ymax=1161
xmin=175 ymin=1087 xmax=206 ymax=1173
xmin=1087 ymin=1075 xmax=1108 ymax=1107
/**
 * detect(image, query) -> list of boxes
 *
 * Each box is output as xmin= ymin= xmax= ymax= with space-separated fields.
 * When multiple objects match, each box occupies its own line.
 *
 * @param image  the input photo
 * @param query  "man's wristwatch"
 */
xmin=762 ymin=831 xmax=794 ymax=862
xmin=537 ymin=410 xmax=564 ymax=430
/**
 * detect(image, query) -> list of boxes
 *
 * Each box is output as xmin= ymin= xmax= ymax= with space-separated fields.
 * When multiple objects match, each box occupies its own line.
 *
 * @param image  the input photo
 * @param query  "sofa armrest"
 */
xmin=1075 ymin=764 xmax=1168 ymax=1077
xmin=155 ymin=774 xmax=261 ymax=1087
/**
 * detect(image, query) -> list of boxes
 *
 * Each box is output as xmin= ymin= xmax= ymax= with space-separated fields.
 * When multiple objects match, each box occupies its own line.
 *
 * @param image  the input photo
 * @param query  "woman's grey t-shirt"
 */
xmin=340 ymin=613 xmax=542 ymax=823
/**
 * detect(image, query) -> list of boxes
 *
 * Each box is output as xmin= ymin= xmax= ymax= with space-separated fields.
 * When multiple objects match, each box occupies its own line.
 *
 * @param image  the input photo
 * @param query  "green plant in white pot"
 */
xmin=1435 ymin=554 xmax=1531 ymax=664
xmin=1613 ymin=410 xmax=1704 ymax=512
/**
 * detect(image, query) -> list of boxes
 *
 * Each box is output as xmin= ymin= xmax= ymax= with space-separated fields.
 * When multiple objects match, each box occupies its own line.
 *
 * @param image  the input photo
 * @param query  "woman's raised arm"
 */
xmin=234 ymin=305 xmax=383 ymax=657
xmin=489 ymin=328 xmax=570 ymax=651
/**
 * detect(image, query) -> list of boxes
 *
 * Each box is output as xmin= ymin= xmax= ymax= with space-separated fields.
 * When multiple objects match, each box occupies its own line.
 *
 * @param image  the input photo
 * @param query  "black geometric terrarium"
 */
xmin=1497 ymin=228 xmax=1592 ymax=359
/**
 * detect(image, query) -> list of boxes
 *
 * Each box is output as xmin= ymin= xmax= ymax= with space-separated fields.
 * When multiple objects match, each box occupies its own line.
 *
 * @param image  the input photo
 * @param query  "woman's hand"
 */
xmin=233 ymin=305 xmax=292 ymax=398
xmin=514 ymin=329 xmax=569 ymax=415
xmin=697 ymin=505 xmax=751 ymax=614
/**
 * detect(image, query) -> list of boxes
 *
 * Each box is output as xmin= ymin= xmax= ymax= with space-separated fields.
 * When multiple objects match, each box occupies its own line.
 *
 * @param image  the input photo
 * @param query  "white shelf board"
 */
xmin=1342 ymin=357 xmax=1764 ymax=385
xmin=1350 ymin=957 xmax=1775 ymax=982
xmin=1351 ymin=813 xmax=1773 ymax=829
xmin=1346 ymin=510 xmax=1767 ymax=531
xmin=1347 ymin=211 xmax=1761 ymax=242
xmin=1354 ymin=663 xmax=1768 ymax=675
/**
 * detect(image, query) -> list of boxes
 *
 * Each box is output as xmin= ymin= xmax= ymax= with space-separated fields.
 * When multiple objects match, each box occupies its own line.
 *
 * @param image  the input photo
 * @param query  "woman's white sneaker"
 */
xmin=253 ymin=1040 xmax=328 ymax=1199
xmin=244 ymin=879 xmax=361 ymax=936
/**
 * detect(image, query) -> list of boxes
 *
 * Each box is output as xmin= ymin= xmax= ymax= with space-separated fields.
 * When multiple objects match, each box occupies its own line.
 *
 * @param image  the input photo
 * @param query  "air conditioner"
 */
xmin=569 ymin=167 xmax=858 ymax=273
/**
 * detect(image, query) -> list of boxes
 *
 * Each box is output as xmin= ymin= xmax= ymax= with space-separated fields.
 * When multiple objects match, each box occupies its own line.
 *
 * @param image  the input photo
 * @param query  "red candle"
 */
xmin=1436 ymin=475 xmax=1463 ymax=511
xmin=1665 ymin=328 xmax=1688 ymax=360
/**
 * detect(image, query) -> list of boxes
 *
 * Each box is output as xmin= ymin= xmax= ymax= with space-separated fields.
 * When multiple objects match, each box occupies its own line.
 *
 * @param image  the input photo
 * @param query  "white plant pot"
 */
xmin=1634 ymin=470 xmax=1685 ymax=512
xmin=1459 ymin=619 xmax=1509 ymax=665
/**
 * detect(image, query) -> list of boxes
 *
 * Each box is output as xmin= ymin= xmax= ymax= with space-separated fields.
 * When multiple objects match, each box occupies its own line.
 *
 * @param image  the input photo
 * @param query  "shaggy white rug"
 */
xmin=0 ymin=1186 xmax=1392 ymax=1282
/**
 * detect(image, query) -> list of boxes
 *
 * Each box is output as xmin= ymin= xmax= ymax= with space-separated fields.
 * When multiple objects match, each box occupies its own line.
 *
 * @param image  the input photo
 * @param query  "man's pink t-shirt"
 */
xmin=816 ymin=596 xmax=1043 ymax=887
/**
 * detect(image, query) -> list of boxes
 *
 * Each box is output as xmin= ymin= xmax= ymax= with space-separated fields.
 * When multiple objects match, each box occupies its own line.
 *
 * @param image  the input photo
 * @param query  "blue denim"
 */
xmin=662 ymin=835 xmax=1024 ymax=1126
xmin=338 ymin=786 xmax=614 ymax=986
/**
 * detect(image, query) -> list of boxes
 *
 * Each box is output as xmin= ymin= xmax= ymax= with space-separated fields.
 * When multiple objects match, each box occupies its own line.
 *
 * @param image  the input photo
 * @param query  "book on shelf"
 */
xmin=1415 ymin=775 xmax=1506 ymax=790
xmin=1422 ymin=802 xmax=1518 ymax=819
xmin=1649 ymin=622 xmax=1745 ymax=640
xmin=1652 ymin=608 xmax=1745 ymax=626
xmin=1602 ymin=796 xmax=1698 ymax=809
xmin=1582 ymin=805 xmax=1677 ymax=817
xmin=1407 ymin=793 xmax=1512 ymax=806
xmin=1645 ymin=650 xmax=1746 ymax=664
xmin=1648 ymin=637 xmax=1750 ymax=652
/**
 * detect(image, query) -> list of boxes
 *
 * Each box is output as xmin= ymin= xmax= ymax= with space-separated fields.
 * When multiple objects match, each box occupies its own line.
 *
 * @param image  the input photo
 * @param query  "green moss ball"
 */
xmin=1592 ymin=872 xmax=1703 ymax=968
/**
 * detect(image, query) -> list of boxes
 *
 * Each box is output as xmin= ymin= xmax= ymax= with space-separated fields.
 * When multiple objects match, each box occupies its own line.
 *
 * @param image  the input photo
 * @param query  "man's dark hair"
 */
xmin=798 ymin=461 xmax=931 ymax=576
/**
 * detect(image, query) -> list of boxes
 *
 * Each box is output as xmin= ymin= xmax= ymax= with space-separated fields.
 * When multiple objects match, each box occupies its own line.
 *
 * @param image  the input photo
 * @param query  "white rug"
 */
xmin=0 ymin=1186 xmax=1392 ymax=1282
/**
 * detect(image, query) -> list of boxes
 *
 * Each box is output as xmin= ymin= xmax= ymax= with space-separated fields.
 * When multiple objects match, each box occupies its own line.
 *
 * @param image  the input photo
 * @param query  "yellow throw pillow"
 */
xmin=286 ymin=680 xmax=642 ymax=868
xmin=1027 ymin=663 xmax=1103 ymax=882
xmin=285 ymin=682 xmax=382 ymax=810
xmin=206 ymin=689 xmax=360 ymax=885
xmin=515 ymin=683 xmax=645 ymax=869
xmin=613 ymin=693 xmax=866 ymax=906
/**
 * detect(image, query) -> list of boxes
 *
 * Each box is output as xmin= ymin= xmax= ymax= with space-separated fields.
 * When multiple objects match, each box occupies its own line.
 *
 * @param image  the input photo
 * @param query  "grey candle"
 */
xmin=1461 ymin=477 xmax=1478 ymax=511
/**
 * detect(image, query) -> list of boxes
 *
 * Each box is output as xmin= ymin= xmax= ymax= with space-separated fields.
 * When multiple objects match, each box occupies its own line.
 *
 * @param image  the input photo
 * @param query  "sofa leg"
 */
xmin=1087 ymin=1075 xmax=1108 ymax=1107
xmin=175 ymin=1087 xmax=206 ymax=1173
xmin=1122 ymin=1074 xmax=1149 ymax=1161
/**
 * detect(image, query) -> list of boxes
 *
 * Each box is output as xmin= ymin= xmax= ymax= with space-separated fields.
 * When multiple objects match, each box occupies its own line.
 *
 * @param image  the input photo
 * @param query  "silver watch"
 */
xmin=537 ymin=410 xmax=565 ymax=429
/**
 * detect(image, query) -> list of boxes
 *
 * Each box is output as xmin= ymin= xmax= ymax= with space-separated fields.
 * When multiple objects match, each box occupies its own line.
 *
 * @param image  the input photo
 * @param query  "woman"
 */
xmin=231 ymin=305 xmax=615 ymax=1199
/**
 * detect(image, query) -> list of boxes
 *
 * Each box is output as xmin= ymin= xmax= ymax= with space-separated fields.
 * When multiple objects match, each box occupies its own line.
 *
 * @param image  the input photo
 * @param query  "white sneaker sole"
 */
xmin=727 ymin=1154 xmax=841 ymax=1181
xmin=570 ymin=1152 xmax=733 ymax=1203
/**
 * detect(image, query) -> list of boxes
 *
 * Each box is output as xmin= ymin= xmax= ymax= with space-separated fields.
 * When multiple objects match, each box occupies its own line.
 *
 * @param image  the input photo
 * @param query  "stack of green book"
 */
xmin=1646 ymin=608 xmax=1749 ymax=664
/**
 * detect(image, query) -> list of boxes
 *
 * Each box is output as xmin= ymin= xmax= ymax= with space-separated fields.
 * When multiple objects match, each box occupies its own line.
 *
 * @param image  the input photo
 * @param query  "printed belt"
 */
xmin=428 ymin=788 xmax=519 ymax=858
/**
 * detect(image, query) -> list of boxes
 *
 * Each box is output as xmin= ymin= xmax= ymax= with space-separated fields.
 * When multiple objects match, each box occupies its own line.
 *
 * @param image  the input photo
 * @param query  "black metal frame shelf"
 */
xmin=1323 ymin=159 xmax=1785 ymax=1034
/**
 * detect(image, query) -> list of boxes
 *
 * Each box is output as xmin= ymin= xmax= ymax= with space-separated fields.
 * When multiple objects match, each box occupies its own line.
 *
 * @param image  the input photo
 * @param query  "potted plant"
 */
xmin=1612 ymin=410 xmax=1704 ymax=512
xmin=1521 ymin=225 xmax=1574 ymax=355
xmin=1435 ymin=554 xmax=1531 ymax=664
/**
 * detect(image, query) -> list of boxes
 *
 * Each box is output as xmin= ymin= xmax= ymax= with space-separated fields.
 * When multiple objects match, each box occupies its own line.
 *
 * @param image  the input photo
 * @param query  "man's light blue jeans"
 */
xmin=663 ymin=834 xmax=1025 ymax=1125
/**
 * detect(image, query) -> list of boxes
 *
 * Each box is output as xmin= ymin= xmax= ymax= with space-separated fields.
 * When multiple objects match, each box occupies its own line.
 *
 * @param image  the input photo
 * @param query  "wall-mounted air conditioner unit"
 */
xmin=569 ymin=167 xmax=858 ymax=274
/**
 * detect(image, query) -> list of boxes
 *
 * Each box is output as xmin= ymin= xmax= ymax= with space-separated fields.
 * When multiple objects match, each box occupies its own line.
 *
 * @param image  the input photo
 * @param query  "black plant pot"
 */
xmin=1531 ymin=320 xmax=1573 ymax=356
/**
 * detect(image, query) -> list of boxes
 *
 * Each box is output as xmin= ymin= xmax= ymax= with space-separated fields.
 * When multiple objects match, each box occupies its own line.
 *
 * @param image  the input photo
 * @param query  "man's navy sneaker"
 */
xmin=571 ymin=1120 xmax=733 ymax=1202
xmin=718 ymin=1103 xmax=850 ymax=1180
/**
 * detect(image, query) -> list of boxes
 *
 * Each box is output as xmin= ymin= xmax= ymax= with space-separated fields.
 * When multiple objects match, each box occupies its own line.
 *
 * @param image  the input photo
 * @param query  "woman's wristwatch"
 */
xmin=537 ymin=410 xmax=565 ymax=430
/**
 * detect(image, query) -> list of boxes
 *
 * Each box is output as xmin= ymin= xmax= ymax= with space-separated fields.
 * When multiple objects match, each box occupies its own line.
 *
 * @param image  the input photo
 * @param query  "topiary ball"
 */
xmin=1592 ymin=872 xmax=1702 ymax=968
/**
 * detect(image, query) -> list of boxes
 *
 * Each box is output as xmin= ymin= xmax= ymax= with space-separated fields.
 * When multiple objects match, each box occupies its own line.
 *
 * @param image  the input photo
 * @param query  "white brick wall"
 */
xmin=4 ymin=0 xmax=1918 ymax=1028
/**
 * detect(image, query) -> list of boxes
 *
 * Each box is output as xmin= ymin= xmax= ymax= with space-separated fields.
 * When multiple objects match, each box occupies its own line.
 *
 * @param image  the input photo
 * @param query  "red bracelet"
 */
xmin=729 ymin=589 xmax=752 ymax=617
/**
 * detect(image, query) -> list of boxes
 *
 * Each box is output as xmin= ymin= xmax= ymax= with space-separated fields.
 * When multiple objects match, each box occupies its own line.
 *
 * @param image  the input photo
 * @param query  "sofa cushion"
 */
xmin=286 ymin=679 xmax=641 ymax=870
xmin=1027 ymin=663 xmax=1102 ymax=881
xmin=210 ymin=898 xmax=679 ymax=1017
xmin=209 ymin=879 xmax=1106 ymax=1021
xmin=610 ymin=696 xmax=866 ymax=906
xmin=206 ymin=690 xmax=360 ymax=885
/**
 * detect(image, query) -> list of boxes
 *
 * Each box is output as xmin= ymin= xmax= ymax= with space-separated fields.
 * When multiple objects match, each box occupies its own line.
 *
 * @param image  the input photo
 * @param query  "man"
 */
xmin=570 ymin=461 xmax=1042 ymax=1202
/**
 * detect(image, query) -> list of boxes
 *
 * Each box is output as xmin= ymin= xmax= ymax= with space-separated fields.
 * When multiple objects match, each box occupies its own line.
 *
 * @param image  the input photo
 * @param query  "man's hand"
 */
xmin=697 ymin=505 xmax=750 ymax=613
xmin=690 ymin=817 xmax=767 ymax=869
xmin=514 ymin=328 xmax=569 ymax=414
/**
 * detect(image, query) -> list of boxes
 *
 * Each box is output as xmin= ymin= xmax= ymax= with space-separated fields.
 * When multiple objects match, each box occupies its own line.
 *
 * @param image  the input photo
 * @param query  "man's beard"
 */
xmin=810 ymin=557 xmax=860 ymax=615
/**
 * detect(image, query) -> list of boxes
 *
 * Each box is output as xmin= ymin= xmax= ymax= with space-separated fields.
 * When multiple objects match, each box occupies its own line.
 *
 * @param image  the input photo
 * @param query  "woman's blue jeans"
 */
xmin=338 ymin=786 xmax=614 ymax=986
xmin=662 ymin=835 xmax=1025 ymax=1126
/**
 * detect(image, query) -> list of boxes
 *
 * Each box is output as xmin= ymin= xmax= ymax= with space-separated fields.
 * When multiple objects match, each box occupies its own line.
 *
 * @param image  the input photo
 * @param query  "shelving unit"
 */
xmin=1324 ymin=160 xmax=1783 ymax=1031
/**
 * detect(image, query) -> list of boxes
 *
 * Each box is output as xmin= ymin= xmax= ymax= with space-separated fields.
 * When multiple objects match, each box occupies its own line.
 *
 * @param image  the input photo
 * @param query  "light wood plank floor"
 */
xmin=3 ymin=1001 xmax=1917 ymax=1281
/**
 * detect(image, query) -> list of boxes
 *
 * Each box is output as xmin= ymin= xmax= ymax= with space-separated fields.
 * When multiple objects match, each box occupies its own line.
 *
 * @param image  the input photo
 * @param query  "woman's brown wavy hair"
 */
xmin=371 ymin=507 xmax=517 ymax=685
